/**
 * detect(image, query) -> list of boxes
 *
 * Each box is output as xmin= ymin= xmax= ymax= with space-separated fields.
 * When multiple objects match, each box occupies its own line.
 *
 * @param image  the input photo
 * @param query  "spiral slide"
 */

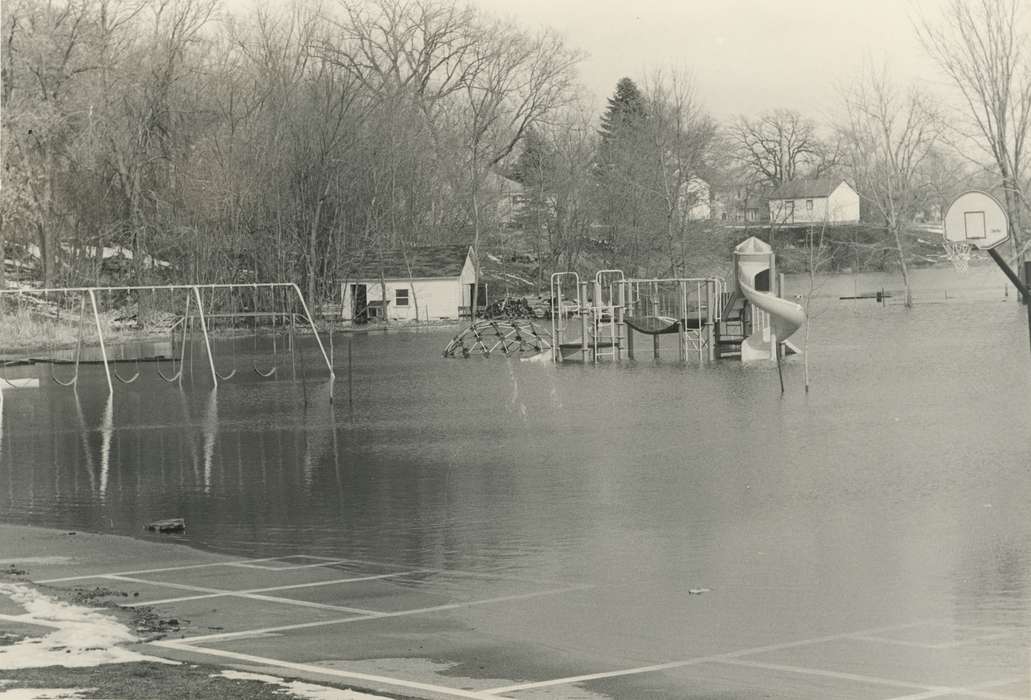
xmin=733 ymin=237 xmax=805 ymax=362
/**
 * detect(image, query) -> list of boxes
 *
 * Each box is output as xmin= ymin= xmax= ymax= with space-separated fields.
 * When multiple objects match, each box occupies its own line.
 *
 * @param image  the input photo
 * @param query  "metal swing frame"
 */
xmin=252 ymin=284 xmax=278 ymax=378
xmin=0 ymin=283 xmax=334 ymax=396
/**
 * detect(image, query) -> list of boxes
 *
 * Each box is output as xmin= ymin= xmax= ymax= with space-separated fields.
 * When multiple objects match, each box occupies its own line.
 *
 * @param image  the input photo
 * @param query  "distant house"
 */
xmin=768 ymin=178 xmax=860 ymax=224
xmin=683 ymin=177 xmax=712 ymax=221
xmin=713 ymin=184 xmax=768 ymax=224
xmin=341 ymin=245 xmax=486 ymax=323
xmin=484 ymin=172 xmax=527 ymax=228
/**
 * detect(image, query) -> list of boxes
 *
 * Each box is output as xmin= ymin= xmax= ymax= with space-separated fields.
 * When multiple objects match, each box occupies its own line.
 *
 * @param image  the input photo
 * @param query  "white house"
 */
xmin=341 ymin=245 xmax=486 ymax=322
xmin=768 ymin=178 xmax=860 ymax=224
xmin=683 ymin=177 xmax=711 ymax=221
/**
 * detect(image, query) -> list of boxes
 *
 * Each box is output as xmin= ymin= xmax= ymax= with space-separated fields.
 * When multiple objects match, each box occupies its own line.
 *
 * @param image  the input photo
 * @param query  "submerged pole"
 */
xmin=191 ymin=286 xmax=219 ymax=389
xmin=677 ymin=280 xmax=686 ymax=362
xmin=580 ymin=281 xmax=589 ymax=361
xmin=987 ymin=249 xmax=1031 ymax=353
xmin=88 ymin=289 xmax=114 ymax=395
xmin=290 ymin=284 xmax=335 ymax=380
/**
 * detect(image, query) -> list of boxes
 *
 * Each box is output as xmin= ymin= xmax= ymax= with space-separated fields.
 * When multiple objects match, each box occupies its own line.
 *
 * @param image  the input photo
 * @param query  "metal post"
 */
xmin=66 ymin=294 xmax=87 ymax=388
xmin=178 ymin=291 xmax=191 ymax=387
xmin=192 ymin=286 xmax=219 ymax=389
xmin=706 ymin=280 xmax=716 ymax=361
xmin=290 ymin=284 xmax=336 ymax=379
xmin=677 ymin=281 xmax=686 ymax=362
xmin=580 ymin=281 xmax=589 ymax=361
xmin=1026 ymin=261 xmax=1031 ymax=353
xmin=88 ymin=289 xmax=114 ymax=395
xmin=616 ymin=281 xmax=624 ymax=360
xmin=552 ymin=274 xmax=563 ymax=362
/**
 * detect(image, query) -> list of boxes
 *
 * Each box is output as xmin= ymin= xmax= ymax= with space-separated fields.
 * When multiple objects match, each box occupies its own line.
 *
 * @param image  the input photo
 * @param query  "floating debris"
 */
xmin=144 ymin=518 xmax=185 ymax=533
xmin=688 ymin=588 xmax=711 ymax=595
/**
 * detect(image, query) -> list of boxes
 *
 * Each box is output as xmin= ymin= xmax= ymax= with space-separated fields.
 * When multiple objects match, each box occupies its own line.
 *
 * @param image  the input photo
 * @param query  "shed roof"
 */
xmin=768 ymin=178 xmax=846 ymax=200
xmin=348 ymin=245 xmax=472 ymax=280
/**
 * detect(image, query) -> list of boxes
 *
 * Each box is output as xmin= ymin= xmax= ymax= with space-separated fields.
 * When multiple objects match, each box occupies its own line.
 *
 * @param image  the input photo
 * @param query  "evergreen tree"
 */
xmin=595 ymin=78 xmax=651 ymax=266
xmin=599 ymin=77 xmax=645 ymax=146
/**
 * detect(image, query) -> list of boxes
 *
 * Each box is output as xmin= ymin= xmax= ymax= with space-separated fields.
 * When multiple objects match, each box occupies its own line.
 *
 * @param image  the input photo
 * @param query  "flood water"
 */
xmin=2 ymin=266 xmax=1031 ymax=696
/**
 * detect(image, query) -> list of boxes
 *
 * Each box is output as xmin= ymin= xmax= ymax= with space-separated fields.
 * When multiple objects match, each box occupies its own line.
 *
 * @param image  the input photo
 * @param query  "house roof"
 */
xmin=348 ymin=245 xmax=472 ymax=280
xmin=768 ymin=178 xmax=847 ymax=200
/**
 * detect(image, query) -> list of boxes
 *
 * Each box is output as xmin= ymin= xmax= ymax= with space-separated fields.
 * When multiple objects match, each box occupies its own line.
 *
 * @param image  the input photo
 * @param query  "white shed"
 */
xmin=768 ymin=178 xmax=860 ymax=224
xmin=341 ymin=245 xmax=485 ymax=322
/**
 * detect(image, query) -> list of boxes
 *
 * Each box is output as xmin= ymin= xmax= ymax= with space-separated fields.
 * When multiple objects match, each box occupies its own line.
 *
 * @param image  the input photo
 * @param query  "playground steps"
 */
xmin=559 ymin=340 xmax=616 ymax=359
xmin=716 ymin=336 xmax=744 ymax=359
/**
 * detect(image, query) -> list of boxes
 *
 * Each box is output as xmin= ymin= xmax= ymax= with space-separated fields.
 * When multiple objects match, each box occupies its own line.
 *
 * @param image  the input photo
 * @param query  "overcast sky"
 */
xmin=469 ymin=0 xmax=950 ymax=119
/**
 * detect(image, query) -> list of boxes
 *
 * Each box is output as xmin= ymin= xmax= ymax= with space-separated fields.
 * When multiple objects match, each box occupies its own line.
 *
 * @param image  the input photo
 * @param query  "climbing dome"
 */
xmin=442 ymin=320 xmax=552 ymax=358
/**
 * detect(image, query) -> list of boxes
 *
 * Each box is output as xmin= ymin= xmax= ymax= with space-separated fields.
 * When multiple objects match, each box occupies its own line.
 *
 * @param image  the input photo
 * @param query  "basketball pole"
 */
xmin=986 ymin=248 xmax=1031 ymax=352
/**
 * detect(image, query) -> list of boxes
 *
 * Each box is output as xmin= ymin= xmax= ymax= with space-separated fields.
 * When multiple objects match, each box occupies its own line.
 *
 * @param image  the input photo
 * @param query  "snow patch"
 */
xmin=0 ymin=689 xmax=96 ymax=699
xmin=214 ymin=670 xmax=388 ymax=698
xmin=0 ymin=583 xmax=179 ymax=670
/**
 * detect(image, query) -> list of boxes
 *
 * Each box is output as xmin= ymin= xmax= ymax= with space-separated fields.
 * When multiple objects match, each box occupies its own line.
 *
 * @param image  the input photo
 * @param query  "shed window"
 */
xmin=806 ymin=199 xmax=814 ymax=211
xmin=395 ymin=288 xmax=410 ymax=306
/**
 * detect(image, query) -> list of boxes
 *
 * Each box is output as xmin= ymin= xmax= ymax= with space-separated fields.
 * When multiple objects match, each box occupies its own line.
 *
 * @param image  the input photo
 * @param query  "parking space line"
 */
xmin=0 ymin=612 xmax=62 ymax=629
xmin=103 ymin=574 xmax=380 ymax=616
xmin=225 ymin=558 xmax=357 ymax=571
xmin=481 ymin=620 xmax=943 ymax=694
xmin=174 ymin=584 xmax=592 ymax=646
xmin=882 ymin=676 xmax=1025 ymax=700
xmin=849 ymin=631 xmax=1017 ymax=650
xmin=37 ymin=558 xmax=284 ymax=583
xmin=712 ymin=658 xmax=966 ymax=694
xmin=293 ymin=555 xmax=581 ymax=587
xmin=152 ymin=640 xmax=501 ymax=700
xmin=119 ymin=570 xmax=430 ymax=608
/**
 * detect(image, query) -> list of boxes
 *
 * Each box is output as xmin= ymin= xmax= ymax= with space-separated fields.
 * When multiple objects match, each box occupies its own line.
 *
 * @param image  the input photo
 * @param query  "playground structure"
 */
xmin=0 ymin=283 xmax=334 ymax=402
xmin=548 ymin=237 xmax=805 ymax=364
xmin=442 ymin=320 xmax=552 ymax=358
xmin=549 ymin=271 xmax=725 ymax=362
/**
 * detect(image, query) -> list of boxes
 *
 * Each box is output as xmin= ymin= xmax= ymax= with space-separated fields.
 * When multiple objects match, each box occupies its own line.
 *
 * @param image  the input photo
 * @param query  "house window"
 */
xmin=395 ymin=288 xmax=410 ymax=307
xmin=806 ymin=199 xmax=814 ymax=211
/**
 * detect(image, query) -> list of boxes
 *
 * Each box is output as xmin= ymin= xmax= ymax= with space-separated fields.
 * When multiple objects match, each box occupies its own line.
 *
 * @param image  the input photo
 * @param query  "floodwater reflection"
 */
xmin=2 ymin=287 xmax=1031 ymax=689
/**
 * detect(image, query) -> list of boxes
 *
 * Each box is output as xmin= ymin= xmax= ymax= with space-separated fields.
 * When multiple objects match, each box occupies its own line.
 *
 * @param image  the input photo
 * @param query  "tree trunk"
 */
xmin=471 ymin=187 xmax=480 ymax=323
xmin=891 ymin=222 xmax=913 ymax=308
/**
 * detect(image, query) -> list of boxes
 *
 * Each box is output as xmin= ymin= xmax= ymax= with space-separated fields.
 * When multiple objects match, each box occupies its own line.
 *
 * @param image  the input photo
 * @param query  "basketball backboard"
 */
xmin=943 ymin=190 xmax=1009 ymax=250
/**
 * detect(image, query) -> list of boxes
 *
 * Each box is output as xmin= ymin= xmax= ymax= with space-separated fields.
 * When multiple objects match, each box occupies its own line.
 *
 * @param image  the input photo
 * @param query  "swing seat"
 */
xmin=625 ymin=316 xmax=681 ymax=335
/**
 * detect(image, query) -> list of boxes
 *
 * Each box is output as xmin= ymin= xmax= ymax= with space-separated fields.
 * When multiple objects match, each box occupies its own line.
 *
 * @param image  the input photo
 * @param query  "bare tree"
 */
xmin=918 ymin=0 xmax=1031 ymax=264
xmin=642 ymin=70 xmax=716 ymax=275
xmin=729 ymin=109 xmax=839 ymax=188
xmin=840 ymin=67 xmax=943 ymax=307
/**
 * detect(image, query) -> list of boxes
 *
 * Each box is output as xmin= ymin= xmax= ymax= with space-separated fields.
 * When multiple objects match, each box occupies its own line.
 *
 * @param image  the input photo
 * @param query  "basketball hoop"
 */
xmin=943 ymin=190 xmax=1008 ymax=275
xmin=943 ymin=239 xmax=971 ymax=273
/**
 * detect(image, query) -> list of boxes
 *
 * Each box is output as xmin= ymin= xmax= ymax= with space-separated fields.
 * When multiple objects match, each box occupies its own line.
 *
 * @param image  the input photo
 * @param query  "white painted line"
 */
xmin=37 ymin=558 xmax=284 ymax=583
xmin=103 ymin=574 xmax=380 ymax=616
xmin=292 ymin=555 xmax=580 ymax=587
xmin=882 ymin=676 xmax=1025 ymax=700
xmin=120 ymin=570 xmax=430 ymax=608
xmin=481 ymin=620 xmax=944 ymax=695
xmin=225 ymin=558 xmax=356 ymax=571
xmin=712 ymin=658 xmax=959 ymax=693
xmin=0 ymin=612 xmax=63 ymax=629
xmin=174 ymin=584 xmax=592 ymax=646
xmin=850 ymin=631 xmax=1016 ymax=650
xmin=153 ymin=639 xmax=501 ymax=700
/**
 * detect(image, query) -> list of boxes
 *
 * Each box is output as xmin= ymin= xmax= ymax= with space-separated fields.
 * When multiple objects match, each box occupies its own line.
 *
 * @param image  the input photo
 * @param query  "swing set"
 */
xmin=0 ymin=283 xmax=333 ymax=397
